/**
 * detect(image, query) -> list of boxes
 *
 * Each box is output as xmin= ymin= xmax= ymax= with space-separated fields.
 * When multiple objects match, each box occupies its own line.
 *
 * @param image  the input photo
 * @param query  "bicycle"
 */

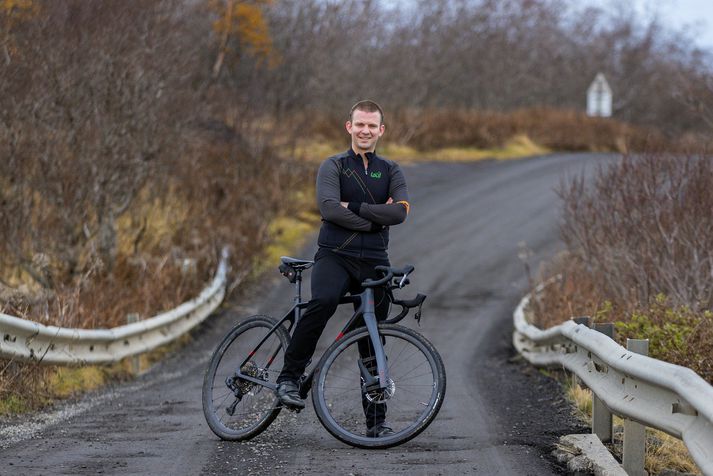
xmin=202 ymin=256 xmax=446 ymax=449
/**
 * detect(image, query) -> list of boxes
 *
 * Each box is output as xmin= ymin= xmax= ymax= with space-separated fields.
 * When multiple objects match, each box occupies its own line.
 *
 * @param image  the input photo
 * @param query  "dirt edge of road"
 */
xmin=477 ymin=304 xmax=590 ymax=474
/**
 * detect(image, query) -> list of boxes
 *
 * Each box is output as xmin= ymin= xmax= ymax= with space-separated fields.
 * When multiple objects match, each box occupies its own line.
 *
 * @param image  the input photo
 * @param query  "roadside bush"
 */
xmin=615 ymin=296 xmax=713 ymax=382
xmin=559 ymin=152 xmax=713 ymax=311
xmin=531 ymin=151 xmax=713 ymax=384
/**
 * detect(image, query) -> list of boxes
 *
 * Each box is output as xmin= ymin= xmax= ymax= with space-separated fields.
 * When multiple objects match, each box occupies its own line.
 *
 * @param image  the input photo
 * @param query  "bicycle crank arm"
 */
xmin=235 ymin=371 xmax=278 ymax=391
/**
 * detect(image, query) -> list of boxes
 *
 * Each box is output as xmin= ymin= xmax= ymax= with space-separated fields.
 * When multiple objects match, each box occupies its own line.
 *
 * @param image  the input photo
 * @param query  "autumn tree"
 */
xmin=209 ymin=0 xmax=274 ymax=78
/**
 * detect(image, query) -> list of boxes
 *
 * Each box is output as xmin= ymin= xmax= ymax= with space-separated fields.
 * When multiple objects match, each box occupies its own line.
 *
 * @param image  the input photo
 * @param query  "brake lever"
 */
xmin=414 ymin=299 xmax=424 ymax=326
xmin=398 ymin=273 xmax=409 ymax=288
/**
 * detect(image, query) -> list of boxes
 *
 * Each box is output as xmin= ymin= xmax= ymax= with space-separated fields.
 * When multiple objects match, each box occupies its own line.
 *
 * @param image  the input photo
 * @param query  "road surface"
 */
xmin=1 ymin=153 xmax=610 ymax=475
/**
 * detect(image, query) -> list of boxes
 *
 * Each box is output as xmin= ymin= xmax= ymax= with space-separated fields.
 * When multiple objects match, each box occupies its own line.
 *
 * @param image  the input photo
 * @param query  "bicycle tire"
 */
xmin=202 ymin=315 xmax=290 ymax=441
xmin=311 ymin=323 xmax=446 ymax=449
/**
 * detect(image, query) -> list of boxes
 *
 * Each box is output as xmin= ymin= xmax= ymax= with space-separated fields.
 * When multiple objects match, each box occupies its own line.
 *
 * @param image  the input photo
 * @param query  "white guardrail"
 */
xmin=513 ymin=289 xmax=713 ymax=475
xmin=0 ymin=248 xmax=230 ymax=365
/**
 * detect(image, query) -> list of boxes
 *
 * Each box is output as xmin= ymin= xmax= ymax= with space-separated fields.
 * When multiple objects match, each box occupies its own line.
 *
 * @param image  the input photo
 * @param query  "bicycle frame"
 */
xmin=232 ymin=272 xmax=391 ymax=394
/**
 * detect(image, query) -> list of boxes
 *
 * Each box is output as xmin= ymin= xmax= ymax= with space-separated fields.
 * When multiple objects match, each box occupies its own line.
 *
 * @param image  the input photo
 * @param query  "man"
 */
xmin=276 ymin=100 xmax=410 ymax=438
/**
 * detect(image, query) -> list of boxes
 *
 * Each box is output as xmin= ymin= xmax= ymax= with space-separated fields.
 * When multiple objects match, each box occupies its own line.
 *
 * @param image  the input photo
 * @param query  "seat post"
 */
xmin=294 ymin=270 xmax=303 ymax=321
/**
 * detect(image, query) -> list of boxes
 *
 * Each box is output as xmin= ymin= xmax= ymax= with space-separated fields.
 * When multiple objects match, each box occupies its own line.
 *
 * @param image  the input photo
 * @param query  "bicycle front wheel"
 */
xmin=312 ymin=323 xmax=446 ymax=449
xmin=202 ymin=315 xmax=290 ymax=441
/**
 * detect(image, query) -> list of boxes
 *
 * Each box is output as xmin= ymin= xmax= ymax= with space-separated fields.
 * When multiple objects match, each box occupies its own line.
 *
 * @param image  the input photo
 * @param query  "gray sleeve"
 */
xmin=317 ymin=158 xmax=375 ymax=232
xmin=357 ymin=163 xmax=410 ymax=226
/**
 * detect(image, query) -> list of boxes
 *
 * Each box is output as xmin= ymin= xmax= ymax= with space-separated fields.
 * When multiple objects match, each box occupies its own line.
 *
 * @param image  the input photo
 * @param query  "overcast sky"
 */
xmin=383 ymin=0 xmax=713 ymax=51
xmin=586 ymin=0 xmax=713 ymax=49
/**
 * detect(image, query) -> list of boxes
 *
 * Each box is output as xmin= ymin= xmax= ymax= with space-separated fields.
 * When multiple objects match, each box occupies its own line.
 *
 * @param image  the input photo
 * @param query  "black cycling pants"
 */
xmin=277 ymin=248 xmax=390 ymax=425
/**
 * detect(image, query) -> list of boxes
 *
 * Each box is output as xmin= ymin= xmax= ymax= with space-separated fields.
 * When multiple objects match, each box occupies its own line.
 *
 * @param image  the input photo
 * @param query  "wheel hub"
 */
xmin=237 ymin=361 xmax=269 ymax=394
xmin=365 ymin=378 xmax=395 ymax=403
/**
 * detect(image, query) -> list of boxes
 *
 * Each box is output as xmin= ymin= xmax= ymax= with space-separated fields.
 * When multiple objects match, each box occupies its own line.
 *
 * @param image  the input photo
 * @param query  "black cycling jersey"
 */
xmin=316 ymin=149 xmax=410 ymax=261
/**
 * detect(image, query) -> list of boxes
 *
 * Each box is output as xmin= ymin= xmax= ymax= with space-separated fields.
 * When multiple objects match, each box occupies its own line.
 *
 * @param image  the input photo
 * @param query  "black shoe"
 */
xmin=366 ymin=422 xmax=394 ymax=438
xmin=276 ymin=381 xmax=305 ymax=409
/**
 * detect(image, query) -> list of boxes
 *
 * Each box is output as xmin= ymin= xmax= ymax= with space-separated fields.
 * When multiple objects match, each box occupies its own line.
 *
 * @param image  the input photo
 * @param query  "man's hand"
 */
xmin=386 ymin=197 xmax=393 ymax=204
xmin=340 ymin=201 xmax=348 ymax=208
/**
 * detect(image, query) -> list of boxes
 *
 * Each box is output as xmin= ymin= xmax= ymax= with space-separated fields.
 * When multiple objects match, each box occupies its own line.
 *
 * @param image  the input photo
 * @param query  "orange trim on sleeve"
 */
xmin=397 ymin=200 xmax=410 ymax=214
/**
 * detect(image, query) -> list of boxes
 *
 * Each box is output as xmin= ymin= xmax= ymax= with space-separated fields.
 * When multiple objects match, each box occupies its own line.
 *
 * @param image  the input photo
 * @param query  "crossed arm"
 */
xmin=317 ymin=158 xmax=410 ymax=231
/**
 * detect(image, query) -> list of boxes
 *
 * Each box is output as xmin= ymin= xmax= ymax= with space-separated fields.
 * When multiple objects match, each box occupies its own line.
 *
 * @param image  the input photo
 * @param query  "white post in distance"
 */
xmin=587 ymin=73 xmax=612 ymax=117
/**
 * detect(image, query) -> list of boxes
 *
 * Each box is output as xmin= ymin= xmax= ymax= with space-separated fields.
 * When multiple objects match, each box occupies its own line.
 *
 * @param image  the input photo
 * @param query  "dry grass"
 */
xmin=0 ymin=332 xmax=198 ymax=415
xmin=565 ymin=375 xmax=592 ymax=420
xmin=287 ymin=107 xmax=681 ymax=165
xmin=289 ymin=134 xmax=550 ymax=164
xmin=252 ymin=210 xmax=320 ymax=276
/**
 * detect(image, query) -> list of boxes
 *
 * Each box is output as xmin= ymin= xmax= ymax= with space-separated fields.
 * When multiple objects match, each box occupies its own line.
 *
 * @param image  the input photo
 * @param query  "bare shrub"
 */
xmin=529 ymin=252 xmax=606 ymax=330
xmin=0 ymin=0 xmax=186 ymax=290
xmin=559 ymin=152 xmax=713 ymax=311
xmin=0 ymin=0 xmax=307 ymax=325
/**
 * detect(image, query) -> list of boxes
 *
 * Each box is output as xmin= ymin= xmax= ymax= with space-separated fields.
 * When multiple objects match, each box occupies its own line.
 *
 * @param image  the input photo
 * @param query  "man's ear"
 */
xmin=345 ymin=121 xmax=352 ymax=134
xmin=378 ymin=124 xmax=385 ymax=137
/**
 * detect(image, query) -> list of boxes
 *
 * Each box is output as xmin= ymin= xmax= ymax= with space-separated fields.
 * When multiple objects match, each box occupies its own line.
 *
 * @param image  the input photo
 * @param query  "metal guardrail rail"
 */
xmin=513 ymin=290 xmax=713 ymax=475
xmin=0 ymin=248 xmax=230 ymax=365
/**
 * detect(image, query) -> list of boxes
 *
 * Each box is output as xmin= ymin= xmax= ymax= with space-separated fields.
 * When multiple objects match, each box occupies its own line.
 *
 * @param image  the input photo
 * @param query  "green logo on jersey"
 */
xmin=370 ymin=171 xmax=382 ymax=179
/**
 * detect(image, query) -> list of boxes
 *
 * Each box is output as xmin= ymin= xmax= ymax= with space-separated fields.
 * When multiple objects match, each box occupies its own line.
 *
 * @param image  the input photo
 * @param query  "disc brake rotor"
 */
xmin=365 ymin=378 xmax=396 ymax=403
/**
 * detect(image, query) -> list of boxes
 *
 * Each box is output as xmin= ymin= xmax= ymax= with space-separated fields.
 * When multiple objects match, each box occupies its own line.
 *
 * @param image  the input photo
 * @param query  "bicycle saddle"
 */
xmin=280 ymin=256 xmax=314 ymax=270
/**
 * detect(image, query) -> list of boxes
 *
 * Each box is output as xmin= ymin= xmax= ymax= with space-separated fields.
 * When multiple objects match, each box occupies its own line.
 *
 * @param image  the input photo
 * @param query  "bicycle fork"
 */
xmin=354 ymin=287 xmax=390 ymax=393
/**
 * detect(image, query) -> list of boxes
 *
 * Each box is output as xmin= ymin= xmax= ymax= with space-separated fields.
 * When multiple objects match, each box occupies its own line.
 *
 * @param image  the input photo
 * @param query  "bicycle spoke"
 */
xmin=391 ymin=359 xmax=429 ymax=380
xmin=314 ymin=325 xmax=444 ymax=448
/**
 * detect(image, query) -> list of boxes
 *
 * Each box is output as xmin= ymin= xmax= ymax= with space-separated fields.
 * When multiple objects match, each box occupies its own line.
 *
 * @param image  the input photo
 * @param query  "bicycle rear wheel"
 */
xmin=202 ymin=315 xmax=290 ymax=441
xmin=312 ymin=323 xmax=446 ymax=449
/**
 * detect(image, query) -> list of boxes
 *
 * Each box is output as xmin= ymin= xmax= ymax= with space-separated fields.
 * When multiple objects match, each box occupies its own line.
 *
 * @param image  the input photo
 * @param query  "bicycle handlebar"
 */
xmin=359 ymin=264 xmax=424 ymax=325
xmin=361 ymin=264 xmax=415 ymax=288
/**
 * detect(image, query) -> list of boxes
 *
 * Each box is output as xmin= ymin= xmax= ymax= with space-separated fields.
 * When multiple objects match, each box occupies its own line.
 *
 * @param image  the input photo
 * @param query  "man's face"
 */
xmin=346 ymin=109 xmax=385 ymax=154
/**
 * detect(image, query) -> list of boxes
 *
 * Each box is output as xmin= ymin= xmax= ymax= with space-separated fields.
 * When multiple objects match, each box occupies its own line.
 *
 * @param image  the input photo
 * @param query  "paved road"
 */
xmin=0 ymin=153 xmax=607 ymax=475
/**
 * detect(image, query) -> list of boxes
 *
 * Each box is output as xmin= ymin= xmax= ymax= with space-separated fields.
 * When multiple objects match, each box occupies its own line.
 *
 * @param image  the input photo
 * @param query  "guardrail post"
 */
xmin=623 ymin=338 xmax=649 ymax=476
xmin=573 ymin=316 xmax=591 ymax=327
xmin=126 ymin=313 xmax=141 ymax=374
xmin=592 ymin=322 xmax=615 ymax=443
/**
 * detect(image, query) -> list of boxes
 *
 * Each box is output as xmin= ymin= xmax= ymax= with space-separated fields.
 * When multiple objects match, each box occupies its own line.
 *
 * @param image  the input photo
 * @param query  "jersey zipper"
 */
xmin=362 ymin=156 xmax=368 ymax=257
